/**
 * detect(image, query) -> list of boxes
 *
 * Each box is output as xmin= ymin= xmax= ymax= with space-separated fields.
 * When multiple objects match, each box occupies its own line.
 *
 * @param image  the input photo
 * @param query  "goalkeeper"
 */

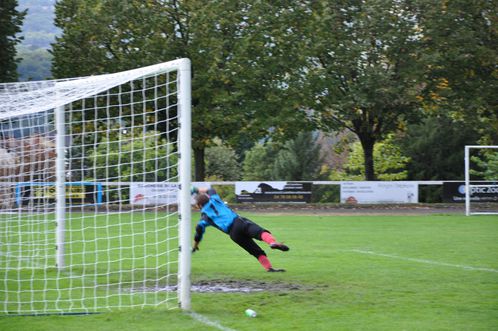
xmin=191 ymin=187 xmax=289 ymax=272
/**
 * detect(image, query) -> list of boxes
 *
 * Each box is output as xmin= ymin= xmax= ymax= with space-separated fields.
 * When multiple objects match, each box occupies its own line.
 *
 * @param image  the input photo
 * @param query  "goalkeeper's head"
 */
xmin=195 ymin=193 xmax=210 ymax=208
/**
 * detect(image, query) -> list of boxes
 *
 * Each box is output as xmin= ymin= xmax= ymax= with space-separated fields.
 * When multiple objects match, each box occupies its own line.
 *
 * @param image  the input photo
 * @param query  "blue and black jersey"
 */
xmin=194 ymin=189 xmax=239 ymax=242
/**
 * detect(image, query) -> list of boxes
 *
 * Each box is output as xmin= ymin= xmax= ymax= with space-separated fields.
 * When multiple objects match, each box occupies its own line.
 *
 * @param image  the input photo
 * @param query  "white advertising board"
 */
xmin=130 ymin=183 xmax=179 ymax=205
xmin=130 ymin=182 xmax=210 ymax=205
xmin=340 ymin=181 xmax=418 ymax=204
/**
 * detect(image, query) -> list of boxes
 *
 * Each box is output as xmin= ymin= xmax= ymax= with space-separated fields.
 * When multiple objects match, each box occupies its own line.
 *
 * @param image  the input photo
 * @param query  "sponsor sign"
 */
xmin=235 ymin=182 xmax=312 ymax=203
xmin=15 ymin=182 xmax=102 ymax=206
xmin=32 ymin=185 xmax=85 ymax=200
xmin=442 ymin=181 xmax=498 ymax=203
xmin=130 ymin=183 xmax=179 ymax=205
xmin=130 ymin=182 xmax=210 ymax=205
xmin=340 ymin=181 xmax=418 ymax=204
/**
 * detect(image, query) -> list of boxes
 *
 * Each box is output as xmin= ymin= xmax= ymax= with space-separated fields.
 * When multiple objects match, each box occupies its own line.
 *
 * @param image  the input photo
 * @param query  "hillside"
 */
xmin=16 ymin=0 xmax=59 ymax=81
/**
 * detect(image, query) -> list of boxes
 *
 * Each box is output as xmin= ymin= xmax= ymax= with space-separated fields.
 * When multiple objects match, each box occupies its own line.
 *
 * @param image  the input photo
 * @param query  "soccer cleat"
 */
xmin=267 ymin=268 xmax=286 ymax=272
xmin=270 ymin=242 xmax=289 ymax=251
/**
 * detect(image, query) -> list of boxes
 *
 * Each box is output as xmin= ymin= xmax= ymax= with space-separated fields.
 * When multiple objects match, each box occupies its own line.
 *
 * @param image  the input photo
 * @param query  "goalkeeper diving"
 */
xmin=191 ymin=187 xmax=290 ymax=272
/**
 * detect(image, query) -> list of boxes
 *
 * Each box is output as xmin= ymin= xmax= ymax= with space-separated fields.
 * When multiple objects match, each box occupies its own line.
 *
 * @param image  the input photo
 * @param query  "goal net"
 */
xmin=0 ymin=59 xmax=192 ymax=315
xmin=464 ymin=145 xmax=498 ymax=216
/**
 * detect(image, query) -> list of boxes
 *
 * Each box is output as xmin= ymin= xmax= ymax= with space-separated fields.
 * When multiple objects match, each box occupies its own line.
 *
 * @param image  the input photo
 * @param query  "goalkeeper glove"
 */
xmin=190 ymin=187 xmax=199 ymax=196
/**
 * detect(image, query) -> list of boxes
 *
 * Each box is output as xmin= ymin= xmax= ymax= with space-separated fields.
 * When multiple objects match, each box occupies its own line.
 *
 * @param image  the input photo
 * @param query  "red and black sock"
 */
xmin=260 ymin=231 xmax=276 ymax=245
xmin=257 ymin=255 xmax=272 ymax=271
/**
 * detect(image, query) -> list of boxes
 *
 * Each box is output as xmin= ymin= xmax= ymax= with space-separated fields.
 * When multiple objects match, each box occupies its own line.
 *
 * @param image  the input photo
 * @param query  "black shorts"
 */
xmin=229 ymin=217 xmax=268 ymax=258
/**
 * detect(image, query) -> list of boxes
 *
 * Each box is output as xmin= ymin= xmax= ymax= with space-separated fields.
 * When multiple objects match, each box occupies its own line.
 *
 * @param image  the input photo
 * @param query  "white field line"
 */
xmin=349 ymin=249 xmax=498 ymax=273
xmin=188 ymin=311 xmax=238 ymax=331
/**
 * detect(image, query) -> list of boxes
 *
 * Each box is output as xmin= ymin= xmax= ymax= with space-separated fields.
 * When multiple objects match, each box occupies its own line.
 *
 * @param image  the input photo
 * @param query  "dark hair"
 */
xmin=195 ymin=193 xmax=210 ymax=207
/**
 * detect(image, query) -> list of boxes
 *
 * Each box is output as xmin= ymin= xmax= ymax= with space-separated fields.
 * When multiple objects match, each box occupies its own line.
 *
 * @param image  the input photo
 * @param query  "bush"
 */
xmin=311 ymin=185 xmax=340 ymax=203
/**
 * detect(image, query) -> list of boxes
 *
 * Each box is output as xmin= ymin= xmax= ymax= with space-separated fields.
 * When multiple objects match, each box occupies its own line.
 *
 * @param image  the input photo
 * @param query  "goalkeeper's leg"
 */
xmin=238 ymin=217 xmax=290 ymax=251
xmin=261 ymin=232 xmax=290 ymax=251
xmin=231 ymin=235 xmax=278 ymax=271
xmin=230 ymin=222 xmax=284 ymax=272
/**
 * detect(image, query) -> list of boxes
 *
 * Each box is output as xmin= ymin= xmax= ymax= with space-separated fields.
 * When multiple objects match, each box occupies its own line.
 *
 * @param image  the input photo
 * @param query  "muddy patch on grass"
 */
xmin=127 ymin=279 xmax=309 ymax=293
xmin=193 ymin=279 xmax=305 ymax=293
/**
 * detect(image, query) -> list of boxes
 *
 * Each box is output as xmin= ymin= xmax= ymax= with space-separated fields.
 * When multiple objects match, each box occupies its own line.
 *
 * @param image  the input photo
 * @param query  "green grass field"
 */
xmin=1 ymin=212 xmax=497 ymax=330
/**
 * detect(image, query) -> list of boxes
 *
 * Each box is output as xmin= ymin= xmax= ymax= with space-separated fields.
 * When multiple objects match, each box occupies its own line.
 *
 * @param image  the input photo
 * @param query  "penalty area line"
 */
xmin=188 ymin=311 xmax=238 ymax=331
xmin=348 ymin=249 xmax=498 ymax=273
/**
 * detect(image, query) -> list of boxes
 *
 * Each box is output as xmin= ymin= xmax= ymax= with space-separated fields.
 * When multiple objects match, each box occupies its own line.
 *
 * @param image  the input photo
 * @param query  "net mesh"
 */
xmin=0 ymin=60 xmax=188 ymax=315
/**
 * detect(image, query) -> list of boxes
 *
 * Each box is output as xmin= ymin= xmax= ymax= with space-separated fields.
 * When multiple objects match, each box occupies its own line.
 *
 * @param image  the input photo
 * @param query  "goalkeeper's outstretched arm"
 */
xmin=192 ymin=219 xmax=208 ymax=252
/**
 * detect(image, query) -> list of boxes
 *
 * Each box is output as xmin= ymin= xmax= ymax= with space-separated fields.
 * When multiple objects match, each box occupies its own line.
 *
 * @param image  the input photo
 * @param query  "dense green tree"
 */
xmin=331 ymin=134 xmax=410 ymax=181
xmin=88 ymin=129 xmax=176 ymax=182
xmin=0 ymin=0 xmax=26 ymax=82
xmin=470 ymin=151 xmax=498 ymax=181
xmin=292 ymin=0 xmax=423 ymax=180
xmin=205 ymin=141 xmax=240 ymax=181
xmin=399 ymin=115 xmax=480 ymax=180
xmin=272 ymin=132 xmax=322 ymax=181
xmin=415 ymin=0 xmax=497 ymax=144
xmin=242 ymin=143 xmax=278 ymax=181
xmin=242 ymin=132 xmax=321 ymax=181
xmin=52 ymin=0 xmax=313 ymax=181
xmin=17 ymin=0 xmax=498 ymax=184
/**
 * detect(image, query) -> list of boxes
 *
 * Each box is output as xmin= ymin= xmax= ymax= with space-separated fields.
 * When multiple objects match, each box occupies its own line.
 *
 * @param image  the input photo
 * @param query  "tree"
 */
xmin=87 ymin=128 xmax=177 ymax=203
xmin=272 ymin=132 xmax=322 ymax=181
xmin=205 ymin=141 xmax=240 ymax=181
xmin=242 ymin=142 xmax=278 ymax=181
xmin=52 ymin=0 xmax=184 ymax=181
xmin=291 ymin=1 xmax=424 ymax=180
xmin=52 ymin=0 xmax=314 ymax=181
xmin=0 ymin=0 xmax=26 ymax=82
xmin=242 ymin=132 xmax=322 ymax=181
xmin=88 ymin=129 xmax=177 ymax=182
xmin=331 ymin=134 xmax=410 ymax=181
xmin=415 ymin=0 xmax=497 ymax=145
xmin=176 ymin=1 xmax=315 ymax=180
xmin=470 ymin=151 xmax=498 ymax=181
xmin=399 ymin=115 xmax=480 ymax=180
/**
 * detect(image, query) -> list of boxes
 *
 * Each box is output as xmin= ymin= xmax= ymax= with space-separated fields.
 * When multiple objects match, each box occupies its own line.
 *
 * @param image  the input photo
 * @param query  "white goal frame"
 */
xmin=0 ymin=59 xmax=192 ymax=313
xmin=464 ymin=145 xmax=498 ymax=216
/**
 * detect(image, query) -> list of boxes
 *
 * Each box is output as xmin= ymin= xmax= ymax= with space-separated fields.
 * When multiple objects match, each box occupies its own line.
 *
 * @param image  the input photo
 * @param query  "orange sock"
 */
xmin=257 ymin=255 xmax=272 ymax=270
xmin=261 ymin=231 xmax=276 ymax=245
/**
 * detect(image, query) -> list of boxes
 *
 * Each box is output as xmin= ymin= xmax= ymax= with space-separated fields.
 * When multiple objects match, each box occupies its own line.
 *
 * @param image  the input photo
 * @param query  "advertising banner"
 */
xmin=235 ymin=182 xmax=312 ymax=203
xmin=340 ymin=181 xmax=418 ymax=204
xmin=15 ymin=182 xmax=102 ymax=206
xmin=129 ymin=182 xmax=210 ymax=205
xmin=130 ymin=183 xmax=179 ymax=205
xmin=442 ymin=181 xmax=498 ymax=203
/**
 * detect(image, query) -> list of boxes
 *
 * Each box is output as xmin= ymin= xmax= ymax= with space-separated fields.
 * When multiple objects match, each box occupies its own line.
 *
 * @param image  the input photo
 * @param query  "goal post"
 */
xmin=0 ymin=59 xmax=192 ymax=314
xmin=177 ymin=60 xmax=192 ymax=311
xmin=464 ymin=145 xmax=498 ymax=216
xmin=55 ymin=105 xmax=66 ymax=270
